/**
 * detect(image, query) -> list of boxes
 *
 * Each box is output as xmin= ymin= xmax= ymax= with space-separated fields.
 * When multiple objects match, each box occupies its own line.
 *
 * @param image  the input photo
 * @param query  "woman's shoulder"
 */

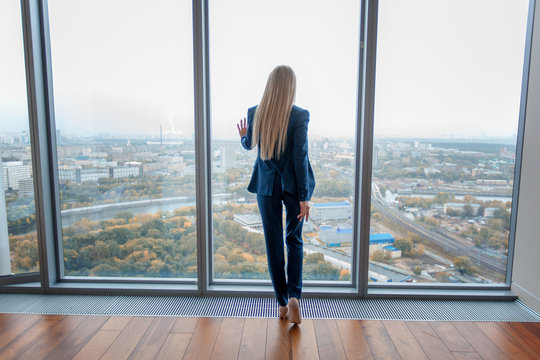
xmin=291 ymin=105 xmax=309 ymax=114
xmin=291 ymin=105 xmax=309 ymax=122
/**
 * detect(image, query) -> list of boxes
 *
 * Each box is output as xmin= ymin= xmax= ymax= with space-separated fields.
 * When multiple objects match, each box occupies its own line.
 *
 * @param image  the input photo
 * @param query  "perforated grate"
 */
xmin=0 ymin=294 xmax=538 ymax=321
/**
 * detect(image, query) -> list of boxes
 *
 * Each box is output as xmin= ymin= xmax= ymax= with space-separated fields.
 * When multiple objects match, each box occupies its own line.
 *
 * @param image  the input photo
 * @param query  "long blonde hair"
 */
xmin=252 ymin=65 xmax=296 ymax=160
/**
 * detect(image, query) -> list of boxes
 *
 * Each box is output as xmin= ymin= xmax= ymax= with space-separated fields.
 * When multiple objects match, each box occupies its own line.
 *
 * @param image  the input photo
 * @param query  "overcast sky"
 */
xmin=0 ymin=0 xmax=530 ymax=141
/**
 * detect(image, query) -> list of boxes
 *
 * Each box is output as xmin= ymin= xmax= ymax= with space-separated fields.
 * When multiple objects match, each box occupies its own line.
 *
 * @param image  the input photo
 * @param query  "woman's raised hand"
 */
xmin=297 ymin=201 xmax=310 ymax=222
xmin=237 ymin=117 xmax=247 ymax=138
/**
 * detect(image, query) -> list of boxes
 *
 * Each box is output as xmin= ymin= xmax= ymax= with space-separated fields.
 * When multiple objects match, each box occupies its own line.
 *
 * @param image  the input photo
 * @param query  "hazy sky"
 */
xmin=0 ymin=0 xmax=530 ymax=140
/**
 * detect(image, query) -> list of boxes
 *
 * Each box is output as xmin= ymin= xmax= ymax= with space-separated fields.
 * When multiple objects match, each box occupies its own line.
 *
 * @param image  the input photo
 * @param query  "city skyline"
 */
xmin=1 ymin=0 xmax=530 ymax=140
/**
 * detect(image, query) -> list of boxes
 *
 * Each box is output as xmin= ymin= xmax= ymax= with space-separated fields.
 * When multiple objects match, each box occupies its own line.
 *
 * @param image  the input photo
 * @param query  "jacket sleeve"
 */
xmin=241 ymin=107 xmax=256 ymax=150
xmin=293 ymin=109 xmax=311 ymax=201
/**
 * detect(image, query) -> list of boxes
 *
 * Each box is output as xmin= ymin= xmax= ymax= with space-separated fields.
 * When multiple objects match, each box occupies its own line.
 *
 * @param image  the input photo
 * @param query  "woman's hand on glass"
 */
xmin=297 ymin=201 xmax=310 ymax=222
xmin=237 ymin=117 xmax=247 ymax=138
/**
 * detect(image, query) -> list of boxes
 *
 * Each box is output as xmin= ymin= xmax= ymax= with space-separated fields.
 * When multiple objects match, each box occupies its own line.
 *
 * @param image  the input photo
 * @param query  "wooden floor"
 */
xmin=0 ymin=314 xmax=539 ymax=359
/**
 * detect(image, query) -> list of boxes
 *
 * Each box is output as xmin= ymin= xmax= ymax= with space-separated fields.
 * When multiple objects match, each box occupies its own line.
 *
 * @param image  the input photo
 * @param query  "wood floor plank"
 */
xmin=171 ymin=317 xmax=199 ymax=333
xmin=211 ymin=317 xmax=245 ymax=360
xmin=476 ymin=322 xmax=535 ymax=360
xmin=453 ymin=322 xmax=510 ymax=360
xmin=336 ymin=319 xmax=373 ymax=360
xmin=73 ymin=330 xmax=121 ymax=360
xmin=0 ymin=317 xmax=62 ymax=360
xmin=429 ymin=321 xmax=474 ymax=352
xmin=452 ymin=351 xmax=484 ymax=360
xmin=0 ymin=314 xmax=41 ymax=350
xmin=498 ymin=322 xmax=540 ymax=359
xmin=291 ymin=319 xmax=319 ymax=360
xmin=360 ymin=320 xmax=400 ymax=360
xmin=0 ymin=314 xmax=21 ymax=332
xmin=313 ymin=319 xmax=346 ymax=360
xmin=40 ymin=315 xmax=66 ymax=321
xmin=45 ymin=316 xmax=109 ymax=360
xmin=382 ymin=321 xmax=428 ymax=360
xmin=183 ymin=317 xmax=222 ymax=360
xmin=504 ymin=322 xmax=540 ymax=347
xmin=0 ymin=314 xmax=537 ymax=360
xmin=100 ymin=316 xmax=154 ymax=360
xmin=101 ymin=316 xmax=131 ymax=331
xmin=406 ymin=321 xmax=453 ymax=360
xmin=266 ymin=319 xmax=291 ymax=360
xmin=15 ymin=315 xmax=87 ymax=360
xmin=155 ymin=333 xmax=192 ymax=360
xmin=522 ymin=322 xmax=540 ymax=338
xmin=238 ymin=317 xmax=268 ymax=360
xmin=128 ymin=317 xmax=176 ymax=360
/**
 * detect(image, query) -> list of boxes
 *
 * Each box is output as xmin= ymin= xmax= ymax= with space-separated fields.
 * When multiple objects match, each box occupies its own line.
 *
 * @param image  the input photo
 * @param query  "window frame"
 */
xmin=0 ymin=0 xmax=534 ymax=299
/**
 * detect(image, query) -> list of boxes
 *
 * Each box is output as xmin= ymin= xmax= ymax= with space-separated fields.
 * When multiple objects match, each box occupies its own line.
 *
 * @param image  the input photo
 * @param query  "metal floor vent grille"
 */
xmin=0 ymin=294 xmax=538 ymax=321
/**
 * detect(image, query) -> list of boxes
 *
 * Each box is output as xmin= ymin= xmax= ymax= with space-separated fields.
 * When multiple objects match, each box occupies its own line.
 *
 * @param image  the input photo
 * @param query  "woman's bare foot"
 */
xmin=288 ymin=297 xmax=302 ymax=324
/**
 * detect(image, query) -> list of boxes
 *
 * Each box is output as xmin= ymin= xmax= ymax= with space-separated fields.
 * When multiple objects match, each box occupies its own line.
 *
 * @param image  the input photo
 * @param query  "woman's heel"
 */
xmin=288 ymin=298 xmax=302 ymax=324
xmin=279 ymin=305 xmax=289 ymax=319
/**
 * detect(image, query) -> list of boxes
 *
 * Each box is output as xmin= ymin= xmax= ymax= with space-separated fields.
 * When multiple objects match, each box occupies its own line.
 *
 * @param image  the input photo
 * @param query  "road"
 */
xmin=328 ymin=164 xmax=507 ymax=275
xmin=371 ymin=183 xmax=506 ymax=275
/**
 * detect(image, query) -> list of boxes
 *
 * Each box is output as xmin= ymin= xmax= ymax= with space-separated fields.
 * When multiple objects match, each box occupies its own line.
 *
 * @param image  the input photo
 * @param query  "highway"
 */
xmin=327 ymin=163 xmax=507 ymax=276
xmin=371 ymin=183 xmax=506 ymax=275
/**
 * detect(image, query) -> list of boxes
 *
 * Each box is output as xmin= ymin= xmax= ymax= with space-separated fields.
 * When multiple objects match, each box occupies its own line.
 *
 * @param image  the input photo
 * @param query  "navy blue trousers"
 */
xmin=257 ymin=175 xmax=304 ymax=307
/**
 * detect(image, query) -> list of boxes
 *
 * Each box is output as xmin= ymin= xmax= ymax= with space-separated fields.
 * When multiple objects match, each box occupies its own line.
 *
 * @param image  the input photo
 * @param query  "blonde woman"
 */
xmin=237 ymin=65 xmax=315 ymax=324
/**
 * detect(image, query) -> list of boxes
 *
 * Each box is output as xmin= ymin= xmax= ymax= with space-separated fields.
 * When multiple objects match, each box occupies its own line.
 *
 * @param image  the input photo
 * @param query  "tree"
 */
xmin=370 ymin=250 xmax=385 ymax=262
xmin=433 ymin=192 xmax=455 ymax=204
xmin=305 ymin=253 xmax=325 ymax=264
xmin=453 ymin=256 xmax=477 ymax=275
xmin=462 ymin=204 xmax=475 ymax=218
xmin=339 ymin=269 xmax=351 ymax=281
xmin=395 ymin=238 xmax=414 ymax=256
xmin=337 ymin=158 xmax=352 ymax=167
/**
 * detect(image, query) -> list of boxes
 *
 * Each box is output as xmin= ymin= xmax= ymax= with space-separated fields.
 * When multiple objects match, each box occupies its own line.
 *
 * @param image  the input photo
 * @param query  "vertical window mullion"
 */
xmin=20 ymin=0 xmax=61 ymax=291
xmin=193 ymin=0 xmax=212 ymax=293
xmin=356 ymin=0 xmax=379 ymax=297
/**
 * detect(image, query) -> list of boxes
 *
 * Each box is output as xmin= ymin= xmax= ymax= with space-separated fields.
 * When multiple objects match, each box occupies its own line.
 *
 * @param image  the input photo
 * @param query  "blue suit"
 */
xmin=241 ymin=105 xmax=315 ymax=201
xmin=241 ymin=104 xmax=315 ymax=307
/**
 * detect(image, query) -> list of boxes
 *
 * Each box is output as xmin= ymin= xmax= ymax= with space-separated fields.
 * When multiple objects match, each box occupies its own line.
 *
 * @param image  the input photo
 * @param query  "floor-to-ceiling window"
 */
xmin=208 ymin=0 xmax=361 ymax=284
xmin=2 ymin=0 xmax=533 ymax=294
xmin=368 ymin=0 xmax=529 ymax=285
xmin=0 ymin=0 xmax=40 ymax=281
xmin=47 ymin=0 xmax=197 ymax=280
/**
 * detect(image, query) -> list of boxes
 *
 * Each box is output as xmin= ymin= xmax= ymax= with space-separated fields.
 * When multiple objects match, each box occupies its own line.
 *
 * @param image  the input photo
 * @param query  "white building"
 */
xmin=233 ymin=213 xmax=263 ymax=230
xmin=443 ymin=203 xmax=481 ymax=216
xmin=58 ymin=168 xmax=78 ymax=182
xmin=319 ymin=224 xmax=352 ymax=246
xmin=18 ymin=179 xmax=34 ymax=194
xmin=311 ymin=202 xmax=352 ymax=222
xmin=2 ymin=161 xmax=32 ymax=191
xmin=79 ymin=168 xmax=109 ymax=183
xmin=110 ymin=166 xmax=140 ymax=179
xmin=484 ymin=207 xmax=501 ymax=218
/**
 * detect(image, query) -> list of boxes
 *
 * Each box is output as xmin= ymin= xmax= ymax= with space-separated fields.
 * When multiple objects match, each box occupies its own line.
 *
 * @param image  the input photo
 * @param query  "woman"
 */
xmin=237 ymin=65 xmax=315 ymax=324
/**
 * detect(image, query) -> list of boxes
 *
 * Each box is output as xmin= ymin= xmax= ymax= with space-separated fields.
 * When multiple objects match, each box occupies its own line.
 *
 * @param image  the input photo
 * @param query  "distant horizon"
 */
xmin=1 ymin=1 xmax=530 ymax=141
xmin=1 ymin=128 xmax=518 ymax=146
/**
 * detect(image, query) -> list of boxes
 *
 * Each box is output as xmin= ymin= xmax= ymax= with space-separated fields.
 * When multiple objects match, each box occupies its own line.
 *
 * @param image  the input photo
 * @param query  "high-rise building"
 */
xmin=2 ymin=161 xmax=32 ymax=191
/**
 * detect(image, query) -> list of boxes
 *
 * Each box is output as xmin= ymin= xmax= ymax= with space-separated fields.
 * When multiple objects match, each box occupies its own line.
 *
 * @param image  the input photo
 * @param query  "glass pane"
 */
xmin=48 ymin=0 xmax=196 ymax=279
xmin=210 ymin=0 xmax=360 ymax=282
xmin=0 ymin=1 xmax=40 ymax=276
xmin=369 ymin=0 xmax=529 ymax=284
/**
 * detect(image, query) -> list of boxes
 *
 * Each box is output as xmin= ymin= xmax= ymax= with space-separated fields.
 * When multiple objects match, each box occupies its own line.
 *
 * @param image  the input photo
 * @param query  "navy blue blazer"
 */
xmin=241 ymin=104 xmax=315 ymax=201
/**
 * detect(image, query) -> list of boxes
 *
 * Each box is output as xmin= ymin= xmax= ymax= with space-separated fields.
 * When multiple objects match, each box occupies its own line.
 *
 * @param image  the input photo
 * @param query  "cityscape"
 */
xmin=1 ymin=129 xmax=515 ymax=284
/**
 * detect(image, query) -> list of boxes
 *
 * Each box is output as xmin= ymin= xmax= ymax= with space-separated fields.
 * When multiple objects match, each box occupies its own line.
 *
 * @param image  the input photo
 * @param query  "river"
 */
xmin=60 ymin=194 xmax=232 ymax=227
xmin=384 ymin=191 xmax=512 ymax=204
